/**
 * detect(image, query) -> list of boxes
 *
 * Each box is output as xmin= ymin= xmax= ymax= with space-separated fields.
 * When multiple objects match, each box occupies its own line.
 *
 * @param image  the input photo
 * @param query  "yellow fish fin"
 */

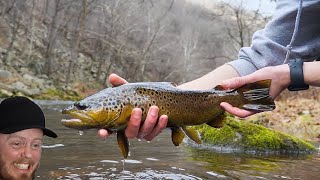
xmin=171 ymin=127 xmax=185 ymax=146
xmin=181 ymin=126 xmax=201 ymax=144
xmin=206 ymin=113 xmax=227 ymax=128
xmin=117 ymin=105 xmax=134 ymax=127
xmin=117 ymin=130 xmax=129 ymax=158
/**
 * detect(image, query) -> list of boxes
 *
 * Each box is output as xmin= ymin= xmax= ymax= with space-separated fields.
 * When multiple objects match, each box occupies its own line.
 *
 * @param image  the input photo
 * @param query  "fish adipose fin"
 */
xmin=182 ymin=126 xmax=202 ymax=144
xmin=237 ymin=79 xmax=276 ymax=111
xmin=206 ymin=113 xmax=227 ymax=128
xmin=117 ymin=130 xmax=129 ymax=158
xmin=171 ymin=127 xmax=185 ymax=146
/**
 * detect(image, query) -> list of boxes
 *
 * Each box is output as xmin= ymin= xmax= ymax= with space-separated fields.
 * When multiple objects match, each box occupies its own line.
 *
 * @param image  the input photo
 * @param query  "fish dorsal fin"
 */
xmin=171 ymin=127 xmax=185 ymax=146
xmin=212 ymin=85 xmax=235 ymax=93
xmin=181 ymin=126 xmax=201 ymax=144
xmin=206 ymin=113 xmax=227 ymax=128
xmin=169 ymin=82 xmax=178 ymax=87
xmin=117 ymin=130 xmax=129 ymax=158
xmin=213 ymin=85 xmax=225 ymax=91
xmin=135 ymin=82 xmax=177 ymax=92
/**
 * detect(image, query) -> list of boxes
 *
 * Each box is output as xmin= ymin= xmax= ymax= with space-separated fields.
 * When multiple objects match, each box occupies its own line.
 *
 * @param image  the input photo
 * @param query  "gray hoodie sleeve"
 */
xmin=228 ymin=0 xmax=320 ymax=76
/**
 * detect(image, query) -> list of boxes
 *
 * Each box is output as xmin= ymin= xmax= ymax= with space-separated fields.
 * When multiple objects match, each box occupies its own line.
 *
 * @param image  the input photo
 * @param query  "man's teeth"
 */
xmin=14 ymin=163 xmax=29 ymax=170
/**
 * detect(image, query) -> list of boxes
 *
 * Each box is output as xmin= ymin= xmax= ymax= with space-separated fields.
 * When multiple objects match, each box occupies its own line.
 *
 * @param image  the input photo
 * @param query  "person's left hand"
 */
xmin=220 ymin=64 xmax=291 ymax=118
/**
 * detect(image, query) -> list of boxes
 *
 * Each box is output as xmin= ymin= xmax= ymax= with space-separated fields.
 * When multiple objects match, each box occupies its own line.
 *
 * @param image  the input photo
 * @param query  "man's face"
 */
xmin=0 ymin=128 xmax=43 ymax=180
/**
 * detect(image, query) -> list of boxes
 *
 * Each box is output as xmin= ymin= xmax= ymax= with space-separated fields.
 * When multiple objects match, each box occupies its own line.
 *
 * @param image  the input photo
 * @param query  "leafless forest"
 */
xmin=0 ymin=0 xmax=270 ymax=92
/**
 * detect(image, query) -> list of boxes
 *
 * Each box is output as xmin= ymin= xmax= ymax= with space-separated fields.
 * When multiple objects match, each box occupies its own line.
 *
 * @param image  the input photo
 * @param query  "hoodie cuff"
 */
xmin=227 ymin=59 xmax=259 ymax=76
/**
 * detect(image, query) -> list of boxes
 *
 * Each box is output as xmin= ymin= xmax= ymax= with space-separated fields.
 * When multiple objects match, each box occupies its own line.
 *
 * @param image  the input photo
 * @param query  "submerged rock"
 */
xmin=195 ymin=115 xmax=316 ymax=153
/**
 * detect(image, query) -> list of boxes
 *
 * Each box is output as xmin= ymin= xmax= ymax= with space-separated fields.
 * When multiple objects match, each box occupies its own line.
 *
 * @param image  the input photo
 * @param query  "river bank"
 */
xmin=1 ymin=67 xmax=320 ymax=143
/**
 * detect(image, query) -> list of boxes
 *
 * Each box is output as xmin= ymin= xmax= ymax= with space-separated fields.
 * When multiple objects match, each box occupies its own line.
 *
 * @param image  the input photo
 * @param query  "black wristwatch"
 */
xmin=287 ymin=58 xmax=309 ymax=91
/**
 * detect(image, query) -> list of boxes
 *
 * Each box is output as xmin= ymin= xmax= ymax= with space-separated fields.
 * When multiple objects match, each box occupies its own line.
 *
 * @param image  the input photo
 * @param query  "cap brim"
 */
xmin=0 ymin=126 xmax=58 ymax=138
xmin=43 ymin=128 xmax=58 ymax=138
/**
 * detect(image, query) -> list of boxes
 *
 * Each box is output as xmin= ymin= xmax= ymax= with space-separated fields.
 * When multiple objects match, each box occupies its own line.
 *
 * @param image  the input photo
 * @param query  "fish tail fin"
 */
xmin=117 ymin=130 xmax=129 ymax=158
xmin=171 ymin=127 xmax=185 ymax=146
xmin=181 ymin=126 xmax=202 ymax=144
xmin=237 ymin=79 xmax=276 ymax=111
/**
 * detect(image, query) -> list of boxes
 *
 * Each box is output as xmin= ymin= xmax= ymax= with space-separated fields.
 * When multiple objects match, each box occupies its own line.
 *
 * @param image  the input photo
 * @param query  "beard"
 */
xmin=0 ymin=158 xmax=38 ymax=180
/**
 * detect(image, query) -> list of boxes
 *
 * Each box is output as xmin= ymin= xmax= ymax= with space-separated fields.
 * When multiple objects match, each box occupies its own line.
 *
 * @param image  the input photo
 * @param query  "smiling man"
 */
xmin=0 ymin=96 xmax=57 ymax=180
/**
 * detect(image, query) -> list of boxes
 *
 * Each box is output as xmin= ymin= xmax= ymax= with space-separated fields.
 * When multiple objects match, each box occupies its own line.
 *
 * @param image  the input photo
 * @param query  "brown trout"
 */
xmin=61 ymin=80 xmax=275 ymax=158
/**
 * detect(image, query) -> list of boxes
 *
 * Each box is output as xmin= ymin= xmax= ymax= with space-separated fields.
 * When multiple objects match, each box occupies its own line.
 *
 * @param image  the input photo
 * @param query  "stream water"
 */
xmin=35 ymin=101 xmax=320 ymax=179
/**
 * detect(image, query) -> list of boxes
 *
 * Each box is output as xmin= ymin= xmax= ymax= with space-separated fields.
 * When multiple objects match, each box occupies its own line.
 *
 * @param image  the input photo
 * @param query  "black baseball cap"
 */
xmin=0 ymin=96 xmax=57 ymax=138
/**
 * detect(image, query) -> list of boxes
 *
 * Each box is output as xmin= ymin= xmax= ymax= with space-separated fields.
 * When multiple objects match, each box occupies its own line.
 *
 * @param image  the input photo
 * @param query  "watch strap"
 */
xmin=287 ymin=58 xmax=309 ymax=91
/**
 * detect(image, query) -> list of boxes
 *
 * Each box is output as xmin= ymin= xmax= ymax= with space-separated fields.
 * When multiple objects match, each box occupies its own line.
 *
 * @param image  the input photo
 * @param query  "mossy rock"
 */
xmin=34 ymin=88 xmax=82 ymax=101
xmin=195 ymin=115 xmax=316 ymax=153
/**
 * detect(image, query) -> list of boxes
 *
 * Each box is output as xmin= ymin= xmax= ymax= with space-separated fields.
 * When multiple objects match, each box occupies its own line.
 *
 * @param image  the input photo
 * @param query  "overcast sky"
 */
xmin=187 ymin=0 xmax=276 ymax=16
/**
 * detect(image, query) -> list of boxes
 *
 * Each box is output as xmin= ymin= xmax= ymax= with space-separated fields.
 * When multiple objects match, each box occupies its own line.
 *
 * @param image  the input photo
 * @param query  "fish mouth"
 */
xmin=61 ymin=110 xmax=95 ymax=130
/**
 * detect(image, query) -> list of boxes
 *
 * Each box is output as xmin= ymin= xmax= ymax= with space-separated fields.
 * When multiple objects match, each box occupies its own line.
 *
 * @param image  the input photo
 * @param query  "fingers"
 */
xmin=144 ymin=115 xmax=168 ymax=141
xmin=220 ymin=102 xmax=254 ymax=118
xmin=107 ymin=106 xmax=167 ymax=141
xmin=222 ymin=76 xmax=249 ymax=89
xmin=97 ymin=129 xmax=110 ymax=139
xmin=126 ymin=106 xmax=168 ymax=141
xmin=109 ymin=73 xmax=128 ymax=87
xmin=125 ymin=108 xmax=143 ymax=139
xmin=136 ymin=106 xmax=159 ymax=139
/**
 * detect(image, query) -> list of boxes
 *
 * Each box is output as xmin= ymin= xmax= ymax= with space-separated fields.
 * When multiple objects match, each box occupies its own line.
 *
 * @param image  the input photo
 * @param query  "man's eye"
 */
xmin=32 ymin=144 xmax=41 ymax=149
xmin=10 ymin=141 xmax=22 ymax=147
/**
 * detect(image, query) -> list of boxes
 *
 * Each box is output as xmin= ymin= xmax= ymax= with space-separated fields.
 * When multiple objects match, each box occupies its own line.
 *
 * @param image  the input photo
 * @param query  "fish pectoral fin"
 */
xmin=206 ymin=113 xmax=227 ymax=128
xmin=117 ymin=105 xmax=134 ymax=126
xmin=182 ymin=126 xmax=201 ymax=144
xmin=171 ymin=127 xmax=185 ymax=146
xmin=117 ymin=130 xmax=129 ymax=158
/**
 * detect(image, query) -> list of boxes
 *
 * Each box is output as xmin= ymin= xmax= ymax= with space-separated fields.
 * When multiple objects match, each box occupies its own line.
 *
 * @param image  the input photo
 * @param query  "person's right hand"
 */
xmin=220 ymin=65 xmax=291 ymax=118
xmin=97 ymin=74 xmax=168 ymax=141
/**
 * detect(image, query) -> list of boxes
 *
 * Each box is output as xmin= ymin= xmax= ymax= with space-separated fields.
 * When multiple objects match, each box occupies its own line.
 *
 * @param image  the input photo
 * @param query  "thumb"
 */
xmin=221 ymin=76 xmax=247 ymax=89
xmin=109 ymin=73 xmax=128 ymax=87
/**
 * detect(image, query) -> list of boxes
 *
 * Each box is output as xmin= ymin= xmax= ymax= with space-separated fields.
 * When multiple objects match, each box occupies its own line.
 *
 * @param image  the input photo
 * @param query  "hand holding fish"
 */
xmin=62 ymin=75 xmax=275 ymax=158
xmin=97 ymin=74 xmax=168 ymax=141
xmin=220 ymin=65 xmax=291 ymax=118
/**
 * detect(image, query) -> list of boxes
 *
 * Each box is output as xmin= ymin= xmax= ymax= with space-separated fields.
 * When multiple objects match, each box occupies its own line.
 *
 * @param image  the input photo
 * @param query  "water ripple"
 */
xmin=42 ymin=144 xmax=65 ymax=149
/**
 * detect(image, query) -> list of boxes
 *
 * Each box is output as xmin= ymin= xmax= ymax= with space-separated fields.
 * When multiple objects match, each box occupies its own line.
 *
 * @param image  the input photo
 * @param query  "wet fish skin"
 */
xmin=61 ymin=80 xmax=275 ymax=158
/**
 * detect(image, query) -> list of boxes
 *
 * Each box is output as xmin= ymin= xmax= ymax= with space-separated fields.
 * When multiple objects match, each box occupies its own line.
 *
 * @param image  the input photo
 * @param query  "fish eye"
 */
xmin=74 ymin=102 xmax=89 ymax=110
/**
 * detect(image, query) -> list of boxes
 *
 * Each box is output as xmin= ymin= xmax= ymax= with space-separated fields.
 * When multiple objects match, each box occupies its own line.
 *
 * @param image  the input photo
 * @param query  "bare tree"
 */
xmin=222 ymin=0 xmax=270 ymax=56
xmin=2 ymin=0 xmax=21 ymax=66
xmin=43 ymin=0 xmax=74 ymax=77
xmin=65 ymin=0 xmax=89 ymax=87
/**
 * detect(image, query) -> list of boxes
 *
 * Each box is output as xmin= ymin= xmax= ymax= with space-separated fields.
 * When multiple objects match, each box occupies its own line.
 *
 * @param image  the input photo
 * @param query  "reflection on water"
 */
xmin=36 ymin=101 xmax=320 ymax=179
